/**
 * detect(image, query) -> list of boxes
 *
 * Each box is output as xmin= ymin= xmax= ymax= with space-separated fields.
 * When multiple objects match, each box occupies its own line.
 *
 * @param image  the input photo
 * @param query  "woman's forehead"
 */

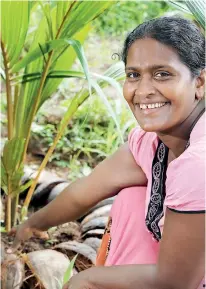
xmin=126 ymin=38 xmax=180 ymax=68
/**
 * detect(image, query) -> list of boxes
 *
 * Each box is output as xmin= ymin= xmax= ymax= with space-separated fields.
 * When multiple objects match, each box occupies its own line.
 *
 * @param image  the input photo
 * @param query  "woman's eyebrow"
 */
xmin=125 ymin=65 xmax=172 ymax=71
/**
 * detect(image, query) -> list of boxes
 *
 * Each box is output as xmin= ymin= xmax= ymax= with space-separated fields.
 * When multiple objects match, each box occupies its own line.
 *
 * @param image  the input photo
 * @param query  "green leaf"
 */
xmin=12 ymin=39 xmax=71 ymax=73
xmin=66 ymin=39 xmax=91 ymax=93
xmin=41 ymin=24 xmax=91 ymax=104
xmin=168 ymin=1 xmax=191 ymax=14
xmin=19 ymin=179 xmax=33 ymax=194
xmin=63 ymin=254 xmax=78 ymax=285
xmin=58 ymin=2 xmax=114 ymax=39
xmin=10 ymin=164 xmax=24 ymax=196
xmin=1 ymin=161 xmax=8 ymax=194
xmin=185 ymin=0 xmax=205 ymax=29
xmin=90 ymin=79 xmax=124 ymax=143
xmin=56 ymin=1 xmax=70 ymax=32
xmin=12 ymin=70 xmax=85 ymax=84
xmin=0 ymin=227 xmax=6 ymax=233
xmin=1 ymin=1 xmax=29 ymax=69
xmin=39 ymin=1 xmax=54 ymax=40
xmin=2 ymin=138 xmax=25 ymax=175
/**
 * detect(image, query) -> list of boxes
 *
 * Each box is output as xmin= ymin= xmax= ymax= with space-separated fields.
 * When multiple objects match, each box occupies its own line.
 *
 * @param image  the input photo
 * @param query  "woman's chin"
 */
xmin=138 ymin=122 xmax=167 ymax=133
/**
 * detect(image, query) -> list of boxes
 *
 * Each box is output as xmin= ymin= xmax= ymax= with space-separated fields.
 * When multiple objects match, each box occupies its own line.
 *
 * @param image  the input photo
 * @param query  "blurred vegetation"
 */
xmin=93 ymin=1 xmax=174 ymax=36
xmin=31 ymin=95 xmax=135 ymax=180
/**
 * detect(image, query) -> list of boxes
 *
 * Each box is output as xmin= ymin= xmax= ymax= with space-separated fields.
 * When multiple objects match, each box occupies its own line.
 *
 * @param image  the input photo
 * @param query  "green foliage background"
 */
xmin=93 ymin=1 xmax=174 ymax=36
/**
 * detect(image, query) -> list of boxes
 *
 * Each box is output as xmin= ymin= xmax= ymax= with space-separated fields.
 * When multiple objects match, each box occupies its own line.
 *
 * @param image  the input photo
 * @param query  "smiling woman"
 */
xmin=11 ymin=16 xmax=205 ymax=289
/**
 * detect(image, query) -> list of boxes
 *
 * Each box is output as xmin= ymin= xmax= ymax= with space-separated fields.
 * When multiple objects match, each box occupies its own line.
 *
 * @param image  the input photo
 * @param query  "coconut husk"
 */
xmin=47 ymin=182 xmax=69 ymax=203
xmin=81 ymin=205 xmax=112 ymax=226
xmin=48 ymin=222 xmax=81 ymax=244
xmin=23 ymin=249 xmax=71 ymax=289
xmin=54 ymin=240 xmax=97 ymax=265
xmin=88 ymin=197 xmax=115 ymax=213
xmin=83 ymin=238 xmax=101 ymax=253
xmin=81 ymin=217 xmax=108 ymax=233
xmin=1 ymin=253 xmax=25 ymax=289
xmin=82 ymin=229 xmax=104 ymax=240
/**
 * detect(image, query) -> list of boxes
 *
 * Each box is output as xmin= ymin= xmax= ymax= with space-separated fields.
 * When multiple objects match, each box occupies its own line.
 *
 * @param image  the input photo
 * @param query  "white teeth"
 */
xmin=139 ymin=102 xmax=166 ymax=110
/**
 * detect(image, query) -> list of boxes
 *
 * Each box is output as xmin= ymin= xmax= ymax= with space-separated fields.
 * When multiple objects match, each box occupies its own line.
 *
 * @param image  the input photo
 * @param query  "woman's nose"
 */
xmin=134 ymin=77 xmax=156 ymax=100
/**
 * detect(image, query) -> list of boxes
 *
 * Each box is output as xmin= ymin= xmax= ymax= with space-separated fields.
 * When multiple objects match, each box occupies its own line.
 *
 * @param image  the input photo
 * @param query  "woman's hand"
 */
xmin=8 ymin=221 xmax=49 ymax=253
xmin=62 ymin=269 xmax=97 ymax=289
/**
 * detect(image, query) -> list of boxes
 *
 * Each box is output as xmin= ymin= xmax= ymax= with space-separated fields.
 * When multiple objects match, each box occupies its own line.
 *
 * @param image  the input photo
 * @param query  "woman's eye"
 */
xmin=154 ymin=71 xmax=171 ymax=79
xmin=126 ymin=72 xmax=140 ymax=79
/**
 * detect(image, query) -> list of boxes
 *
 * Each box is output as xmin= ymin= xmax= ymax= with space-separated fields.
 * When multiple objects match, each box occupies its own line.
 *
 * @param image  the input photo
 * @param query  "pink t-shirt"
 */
xmin=106 ymin=112 xmax=205 ymax=288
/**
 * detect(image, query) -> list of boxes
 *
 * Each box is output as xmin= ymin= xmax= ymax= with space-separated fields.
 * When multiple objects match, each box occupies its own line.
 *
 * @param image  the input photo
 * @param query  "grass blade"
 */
xmin=63 ymin=255 xmax=78 ymax=285
xmin=90 ymin=79 xmax=124 ymax=143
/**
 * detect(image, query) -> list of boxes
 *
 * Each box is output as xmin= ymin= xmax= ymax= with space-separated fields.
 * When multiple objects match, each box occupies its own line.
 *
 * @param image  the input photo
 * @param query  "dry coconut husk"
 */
xmin=81 ymin=205 xmax=112 ymax=226
xmin=86 ymin=197 xmax=115 ymax=215
xmin=82 ymin=229 xmax=105 ymax=240
xmin=81 ymin=217 xmax=108 ymax=234
xmin=54 ymin=240 xmax=97 ymax=264
xmin=1 ymin=253 xmax=25 ymax=289
xmin=54 ymin=240 xmax=97 ymax=272
xmin=22 ymin=249 xmax=71 ymax=289
xmin=48 ymin=222 xmax=81 ymax=244
xmin=83 ymin=238 xmax=101 ymax=253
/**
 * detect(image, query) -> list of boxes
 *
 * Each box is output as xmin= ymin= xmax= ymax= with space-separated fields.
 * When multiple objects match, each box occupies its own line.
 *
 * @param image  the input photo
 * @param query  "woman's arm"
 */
xmin=11 ymin=143 xmax=147 ymax=250
xmin=65 ymin=208 xmax=205 ymax=289
xmin=27 ymin=142 xmax=147 ymax=230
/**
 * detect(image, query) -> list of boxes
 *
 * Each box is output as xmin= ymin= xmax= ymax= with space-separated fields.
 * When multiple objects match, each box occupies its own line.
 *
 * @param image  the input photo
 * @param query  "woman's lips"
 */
xmin=135 ymin=102 xmax=170 ymax=115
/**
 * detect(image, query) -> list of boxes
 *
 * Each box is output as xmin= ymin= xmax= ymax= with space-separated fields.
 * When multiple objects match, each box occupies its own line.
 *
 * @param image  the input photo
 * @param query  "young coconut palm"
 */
xmin=1 ymin=0 xmax=118 ymax=231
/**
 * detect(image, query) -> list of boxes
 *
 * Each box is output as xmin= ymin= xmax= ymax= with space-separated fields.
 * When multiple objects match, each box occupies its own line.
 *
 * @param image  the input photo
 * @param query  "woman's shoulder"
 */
xmin=190 ymin=110 xmax=206 ymax=144
xmin=165 ymin=117 xmax=205 ymax=212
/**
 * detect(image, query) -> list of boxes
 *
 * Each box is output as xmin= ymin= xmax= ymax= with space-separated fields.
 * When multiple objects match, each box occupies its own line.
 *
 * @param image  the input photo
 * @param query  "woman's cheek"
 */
xmin=123 ymin=81 xmax=134 ymax=103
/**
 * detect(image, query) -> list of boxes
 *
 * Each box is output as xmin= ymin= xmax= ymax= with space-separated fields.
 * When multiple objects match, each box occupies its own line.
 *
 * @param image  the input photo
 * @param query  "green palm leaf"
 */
xmin=186 ymin=0 xmax=205 ymax=29
xmin=168 ymin=0 xmax=205 ymax=29
xmin=1 ymin=1 xmax=29 ymax=69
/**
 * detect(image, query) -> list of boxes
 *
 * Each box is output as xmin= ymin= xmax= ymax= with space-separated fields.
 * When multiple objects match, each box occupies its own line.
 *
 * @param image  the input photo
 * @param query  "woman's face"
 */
xmin=123 ymin=38 xmax=201 ymax=133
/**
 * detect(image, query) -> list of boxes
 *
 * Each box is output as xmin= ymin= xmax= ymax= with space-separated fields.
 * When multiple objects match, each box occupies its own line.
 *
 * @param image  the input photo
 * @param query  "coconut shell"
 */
xmin=81 ymin=216 xmax=108 ymax=233
xmin=24 ymin=249 xmax=71 ymax=289
xmin=89 ymin=197 xmax=115 ymax=212
xmin=81 ymin=205 xmax=112 ymax=226
xmin=47 ymin=182 xmax=69 ymax=203
xmin=54 ymin=240 xmax=97 ymax=264
xmin=83 ymin=238 xmax=101 ymax=253
xmin=82 ymin=229 xmax=105 ymax=240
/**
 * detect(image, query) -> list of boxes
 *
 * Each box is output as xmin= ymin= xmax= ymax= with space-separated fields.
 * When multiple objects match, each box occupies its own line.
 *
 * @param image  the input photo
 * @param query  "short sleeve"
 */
xmin=165 ymin=139 xmax=205 ymax=213
xmin=128 ymin=127 xmax=158 ymax=178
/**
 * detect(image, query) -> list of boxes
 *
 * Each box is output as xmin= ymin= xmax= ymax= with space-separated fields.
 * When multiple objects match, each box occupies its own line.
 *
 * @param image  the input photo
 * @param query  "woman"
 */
xmin=11 ymin=17 xmax=205 ymax=289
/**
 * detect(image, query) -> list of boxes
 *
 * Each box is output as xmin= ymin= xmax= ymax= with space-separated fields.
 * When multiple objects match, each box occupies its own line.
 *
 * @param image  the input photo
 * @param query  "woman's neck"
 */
xmin=157 ymin=99 xmax=205 ymax=158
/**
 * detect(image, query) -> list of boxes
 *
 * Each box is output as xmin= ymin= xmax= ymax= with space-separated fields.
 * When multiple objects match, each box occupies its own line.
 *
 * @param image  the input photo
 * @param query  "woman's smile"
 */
xmin=135 ymin=101 xmax=171 ymax=115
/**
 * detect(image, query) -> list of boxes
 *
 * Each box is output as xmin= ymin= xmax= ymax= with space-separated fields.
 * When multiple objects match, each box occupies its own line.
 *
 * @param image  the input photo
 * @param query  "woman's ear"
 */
xmin=195 ymin=69 xmax=205 ymax=100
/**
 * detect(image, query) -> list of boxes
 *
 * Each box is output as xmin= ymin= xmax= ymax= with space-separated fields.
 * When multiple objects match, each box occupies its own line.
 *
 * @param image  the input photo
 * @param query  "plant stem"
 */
xmin=11 ymin=195 xmax=19 ymax=227
xmin=1 ymin=40 xmax=14 ymax=232
xmin=13 ymin=83 xmax=19 ymax=126
xmin=6 ymin=188 xmax=12 ymax=232
xmin=21 ymin=90 xmax=89 ymax=220
xmin=1 ymin=40 xmax=13 ymax=140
